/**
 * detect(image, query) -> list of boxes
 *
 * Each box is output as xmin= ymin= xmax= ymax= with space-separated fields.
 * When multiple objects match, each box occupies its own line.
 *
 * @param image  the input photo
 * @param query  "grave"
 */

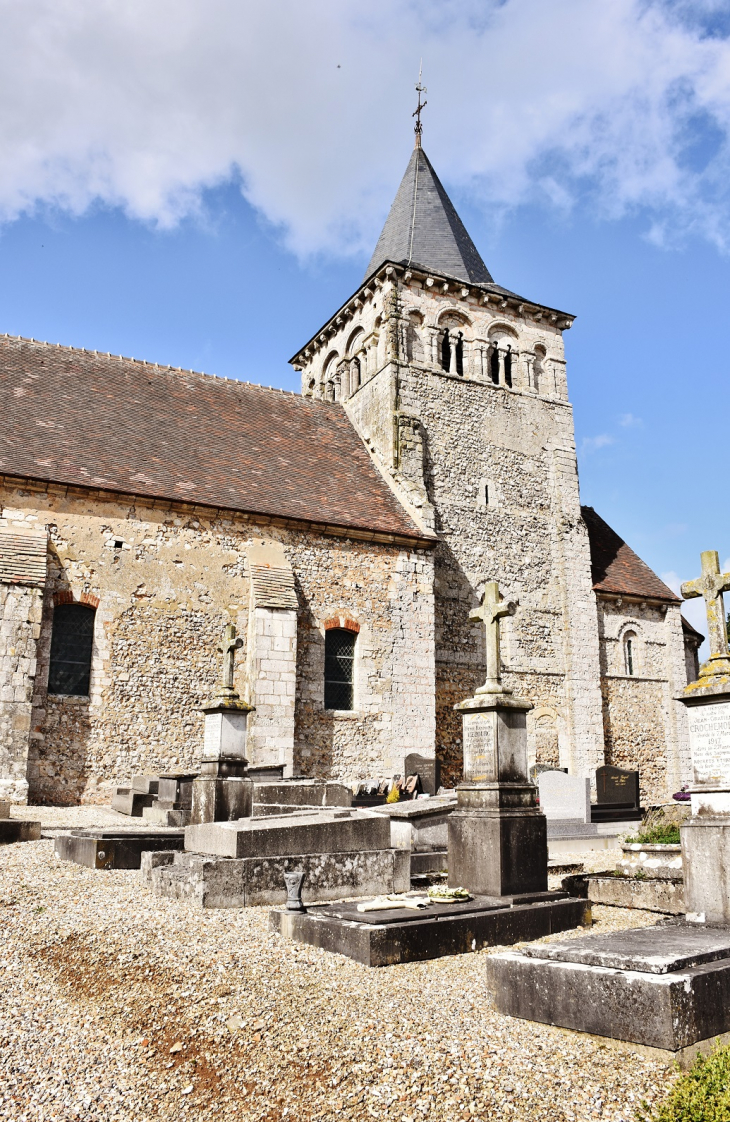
xmin=55 ymin=828 xmax=185 ymax=869
xmin=148 ymin=807 xmax=409 ymax=907
xmin=0 ymin=800 xmax=41 ymax=844
xmin=487 ymin=547 xmax=730 ymax=1056
xmin=271 ymin=582 xmax=589 ymax=963
xmin=591 ymin=765 xmax=642 ymax=823
xmin=371 ymin=793 xmax=455 ymax=875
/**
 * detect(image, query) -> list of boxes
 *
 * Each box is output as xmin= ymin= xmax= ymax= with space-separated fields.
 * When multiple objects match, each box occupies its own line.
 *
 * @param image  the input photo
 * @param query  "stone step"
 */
xmin=111 ymin=790 xmax=156 ymax=816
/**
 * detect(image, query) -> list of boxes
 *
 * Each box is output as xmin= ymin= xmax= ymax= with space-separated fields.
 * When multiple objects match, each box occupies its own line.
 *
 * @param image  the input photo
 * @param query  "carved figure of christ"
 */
xmin=219 ymin=622 xmax=244 ymax=691
xmin=682 ymin=550 xmax=730 ymax=676
xmin=470 ymin=581 xmax=516 ymax=694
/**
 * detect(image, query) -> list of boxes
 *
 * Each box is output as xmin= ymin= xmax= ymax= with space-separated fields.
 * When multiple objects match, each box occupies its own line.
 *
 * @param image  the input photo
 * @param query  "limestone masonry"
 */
xmin=0 ymin=142 xmax=699 ymax=805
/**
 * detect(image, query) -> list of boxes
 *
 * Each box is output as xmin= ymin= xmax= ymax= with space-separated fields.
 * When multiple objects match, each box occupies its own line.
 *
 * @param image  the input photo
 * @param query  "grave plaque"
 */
xmin=596 ymin=765 xmax=639 ymax=808
xmin=462 ymin=716 xmax=496 ymax=783
xmin=687 ymin=700 xmax=730 ymax=786
xmin=538 ymin=772 xmax=590 ymax=823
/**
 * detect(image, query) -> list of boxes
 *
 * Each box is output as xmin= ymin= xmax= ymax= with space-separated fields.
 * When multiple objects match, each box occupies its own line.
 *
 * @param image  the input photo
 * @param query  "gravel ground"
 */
xmin=0 ymin=813 xmax=674 ymax=1122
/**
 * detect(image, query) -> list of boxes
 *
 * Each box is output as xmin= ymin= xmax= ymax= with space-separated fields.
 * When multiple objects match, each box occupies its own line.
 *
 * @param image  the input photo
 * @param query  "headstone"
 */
xmin=678 ymin=549 xmax=730 ymax=924
xmin=595 ymin=765 xmax=640 ymax=808
xmin=538 ymin=772 xmax=590 ymax=823
xmin=449 ymin=581 xmax=548 ymax=898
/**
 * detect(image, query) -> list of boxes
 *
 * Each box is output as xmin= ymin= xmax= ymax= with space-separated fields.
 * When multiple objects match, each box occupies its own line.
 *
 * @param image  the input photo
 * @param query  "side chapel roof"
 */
xmin=0 ymin=336 xmax=427 ymax=543
xmin=364 ymin=146 xmax=494 ymax=285
xmin=582 ymin=506 xmax=680 ymax=604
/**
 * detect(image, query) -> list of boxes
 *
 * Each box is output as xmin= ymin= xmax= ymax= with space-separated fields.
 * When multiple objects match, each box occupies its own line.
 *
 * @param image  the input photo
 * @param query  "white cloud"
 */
xmin=1 ymin=1 xmax=730 ymax=257
xmin=581 ymin=434 xmax=615 ymax=452
xmin=619 ymin=413 xmax=643 ymax=427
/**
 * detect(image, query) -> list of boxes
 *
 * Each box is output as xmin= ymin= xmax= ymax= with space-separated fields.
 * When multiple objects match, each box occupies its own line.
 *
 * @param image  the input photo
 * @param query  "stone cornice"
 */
xmin=0 ymin=472 xmax=437 ymax=551
xmin=288 ymin=260 xmax=575 ymax=369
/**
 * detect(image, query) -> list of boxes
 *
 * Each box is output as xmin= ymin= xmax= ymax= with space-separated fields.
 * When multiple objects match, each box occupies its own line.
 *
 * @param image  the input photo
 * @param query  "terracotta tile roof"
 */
xmin=582 ymin=506 xmax=680 ymax=603
xmin=0 ymin=336 xmax=427 ymax=543
xmin=0 ymin=526 xmax=47 ymax=586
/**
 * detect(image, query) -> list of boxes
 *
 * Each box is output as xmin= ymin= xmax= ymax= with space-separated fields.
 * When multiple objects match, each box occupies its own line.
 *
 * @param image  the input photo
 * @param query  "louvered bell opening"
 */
xmin=48 ymin=603 xmax=95 ymax=696
xmin=324 ymin=628 xmax=356 ymax=711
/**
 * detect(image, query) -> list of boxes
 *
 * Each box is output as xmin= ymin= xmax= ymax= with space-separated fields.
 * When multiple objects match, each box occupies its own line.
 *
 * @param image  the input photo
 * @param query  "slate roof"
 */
xmin=681 ymin=615 xmax=704 ymax=644
xmin=582 ymin=506 xmax=680 ymax=603
xmin=0 ymin=336 xmax=428 ymax=543
xmin=364 ymin=146 xmax=494 ymax=285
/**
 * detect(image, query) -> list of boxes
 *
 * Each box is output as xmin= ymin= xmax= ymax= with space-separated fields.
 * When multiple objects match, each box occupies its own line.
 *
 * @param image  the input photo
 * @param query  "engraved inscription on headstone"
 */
xmin=688 ymin=701 xmax=730 ymax=785
xmin=463 ymin=717 xmax=496 ymax=783
xmin=595 ymin=765 xmax=639 ymax=808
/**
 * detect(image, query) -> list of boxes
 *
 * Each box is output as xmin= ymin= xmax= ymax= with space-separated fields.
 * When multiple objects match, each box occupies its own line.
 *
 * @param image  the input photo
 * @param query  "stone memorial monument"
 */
xmin=449 ymin=582 xmax=548 ymax=897
xmin=190 ymin=622 xmax=254 ymax=824
xmin=679 ymin=550 xmax=730 ymax=923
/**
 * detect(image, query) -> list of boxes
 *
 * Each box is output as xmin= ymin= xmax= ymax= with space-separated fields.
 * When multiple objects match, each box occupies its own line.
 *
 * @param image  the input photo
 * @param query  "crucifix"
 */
xmin=218 ymin=622 xmax=244 ymax=695
xmin=470 ymin=580 xmax=516 ymax=694
xmin=412 ymin=62 xmax=427 ymax=149
xmin=681 ymin=550 xmax=730 ymax=677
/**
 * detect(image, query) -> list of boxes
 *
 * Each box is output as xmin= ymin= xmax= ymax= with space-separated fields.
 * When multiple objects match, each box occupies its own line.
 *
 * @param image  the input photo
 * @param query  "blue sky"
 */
xmin=1 ymin=0 xmax=730 ymax=644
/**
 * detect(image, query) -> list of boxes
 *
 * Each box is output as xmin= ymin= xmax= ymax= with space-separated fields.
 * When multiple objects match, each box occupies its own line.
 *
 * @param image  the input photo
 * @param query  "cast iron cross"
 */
xmin=470 ymin=580 xmax=515 ymax=693
xmin=218 ymin=622 xmax=244 ymax=692
xmin=681 ymin=550 xmax=730 ymax=672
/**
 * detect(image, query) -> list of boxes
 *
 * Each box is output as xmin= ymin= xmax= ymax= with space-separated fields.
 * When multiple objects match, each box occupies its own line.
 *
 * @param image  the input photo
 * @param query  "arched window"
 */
xmin=48 ymin=603 xmax=95 ymax=696
xmin=324 ymin=628 xmax=356 ymax=710
xmin=624 ymin=630 xmax=637 ymax=676
xmin=533 ymin=346 xmax=545 ymax=393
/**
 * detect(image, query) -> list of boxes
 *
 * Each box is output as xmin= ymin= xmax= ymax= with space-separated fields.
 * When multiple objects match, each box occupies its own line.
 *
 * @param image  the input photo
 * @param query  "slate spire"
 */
xmin=364 ymin=146 xmax=493 ymax=285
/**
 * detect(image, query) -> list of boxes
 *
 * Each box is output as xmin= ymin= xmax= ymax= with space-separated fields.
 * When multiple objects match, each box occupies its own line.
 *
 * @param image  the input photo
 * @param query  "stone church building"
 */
xmin=0 ymin=141 xmax=702 ymax=807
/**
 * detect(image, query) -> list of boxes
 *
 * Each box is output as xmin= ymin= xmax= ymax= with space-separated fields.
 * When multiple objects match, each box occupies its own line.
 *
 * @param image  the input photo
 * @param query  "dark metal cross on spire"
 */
xmin=413 ymin=62 xmax=427 ymax=148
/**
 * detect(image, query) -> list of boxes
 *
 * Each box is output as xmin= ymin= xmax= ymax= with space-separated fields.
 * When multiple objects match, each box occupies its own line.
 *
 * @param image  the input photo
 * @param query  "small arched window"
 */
xmin=490 ymin=345 xmax=500 ymax=384
xmin=440 ymin=329 xmax=463 ymax=375
xmin=504 ymin=346 xmax=513 ymax=388
xmin=48 ymin=603 xmax=95 ymax=696
xmin=324 ymin=628 xmax=356 ymax=710
xmin=624 ymin=630 xmax=637 ymax=676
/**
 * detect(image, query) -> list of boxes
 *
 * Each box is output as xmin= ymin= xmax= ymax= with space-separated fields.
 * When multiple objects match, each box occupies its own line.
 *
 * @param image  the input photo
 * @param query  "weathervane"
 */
xmin=413 ymin=61 xmax=427 ymax=148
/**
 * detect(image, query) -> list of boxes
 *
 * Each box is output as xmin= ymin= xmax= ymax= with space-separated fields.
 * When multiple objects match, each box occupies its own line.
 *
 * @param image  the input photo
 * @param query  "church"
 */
xmin=0 ymin=135 xmax=702 ymax=808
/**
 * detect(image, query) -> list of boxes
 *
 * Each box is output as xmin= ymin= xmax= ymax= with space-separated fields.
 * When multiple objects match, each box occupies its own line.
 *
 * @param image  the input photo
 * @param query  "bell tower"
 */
xmin=290 ymin=134 xmax=605 ymax=788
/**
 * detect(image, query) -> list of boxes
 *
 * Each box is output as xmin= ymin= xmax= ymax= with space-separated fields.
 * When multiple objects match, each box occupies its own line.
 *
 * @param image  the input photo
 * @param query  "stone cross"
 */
xmin=682 ymin=550 xmax=730 ymax=677
xmin=470 ymin=580 xmax=516 ymax=694
xmin=218 ymin=622 xmax=244 ymax=694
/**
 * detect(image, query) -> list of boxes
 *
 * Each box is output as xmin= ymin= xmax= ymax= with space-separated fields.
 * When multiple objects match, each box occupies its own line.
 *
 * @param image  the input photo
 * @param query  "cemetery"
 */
xmin=4 ymin=556 xmax=730 ymax=1119
xmin=1 ymin=99 xmax=727 ymax=1121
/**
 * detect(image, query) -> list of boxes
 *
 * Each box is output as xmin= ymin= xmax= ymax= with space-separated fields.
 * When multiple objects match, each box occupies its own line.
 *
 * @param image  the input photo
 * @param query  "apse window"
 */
xmin=624 ymin=630 xmax=637 ymax=676
xmin=47 ymin=603 xmax=96 ymax=696
xmin=324 ymin=627 xmax=356 ymax=710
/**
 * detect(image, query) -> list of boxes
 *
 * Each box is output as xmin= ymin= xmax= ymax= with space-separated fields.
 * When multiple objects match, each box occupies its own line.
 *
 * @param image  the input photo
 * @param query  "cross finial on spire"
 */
xmin=413 ymin=61 xmax=427 ymax=149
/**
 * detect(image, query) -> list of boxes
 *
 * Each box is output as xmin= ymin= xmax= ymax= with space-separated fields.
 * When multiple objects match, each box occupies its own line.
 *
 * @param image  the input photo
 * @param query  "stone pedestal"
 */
xmin=679 ymin=683 xmax=730 ymax=924
xmin=190 ymin=698 xmax=253 ymax=825
xmin=449 ymin=692 xmax=547 ymax=898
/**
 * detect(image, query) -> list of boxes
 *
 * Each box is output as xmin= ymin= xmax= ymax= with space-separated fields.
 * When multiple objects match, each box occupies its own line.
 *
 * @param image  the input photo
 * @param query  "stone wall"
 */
xmin=0 ymin=580 xmax=44 ymax=802
xmin=333 ymin=271 xmax=605 ymax=786
xmin=0 ymin=482 xmax=435 ymax=804
xmin=596 ymin=597 xmax=690 ymax=803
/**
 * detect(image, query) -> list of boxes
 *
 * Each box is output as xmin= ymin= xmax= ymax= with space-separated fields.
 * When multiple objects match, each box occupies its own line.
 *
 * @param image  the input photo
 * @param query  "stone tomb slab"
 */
xmin=55 ymin=829 xmax=185 ymax=870
xmin=0 ymin=819 xmax=41 ymax=844
xmin=270 ymin=893 xmax=589 ymax=967
xmin=487 ymin=922 xmax=730 ymax=1054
